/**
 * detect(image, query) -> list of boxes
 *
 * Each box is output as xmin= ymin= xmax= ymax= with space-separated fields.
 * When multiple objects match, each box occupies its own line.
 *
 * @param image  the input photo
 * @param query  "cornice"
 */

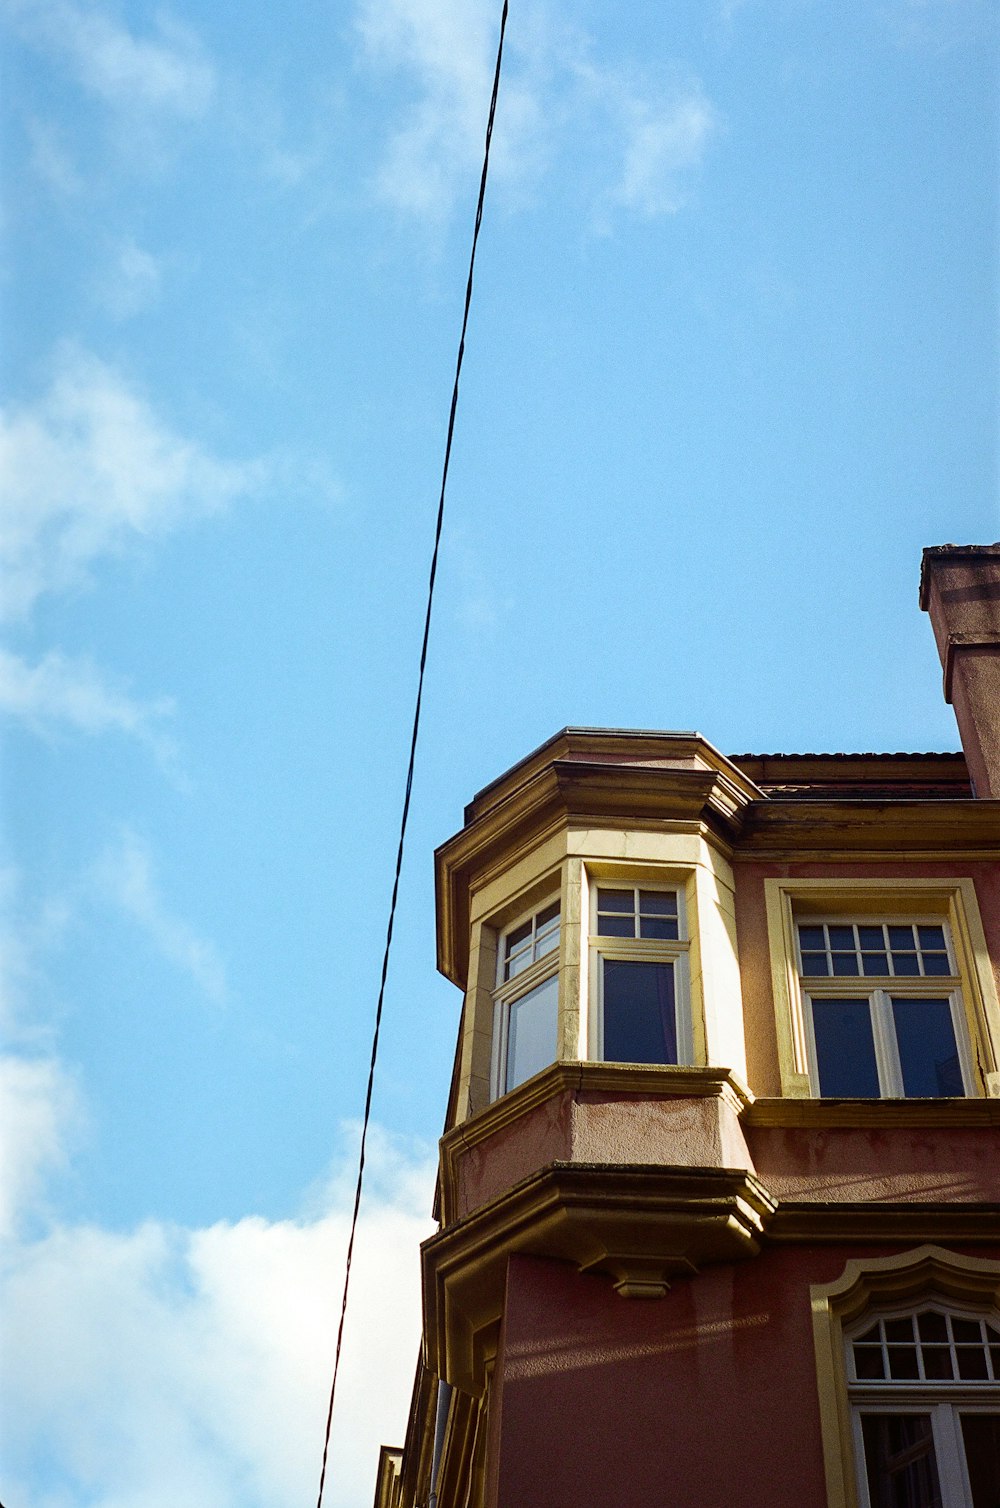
xmin=737 ymin=799 xmax=1000 ymax=854
xmin=746 ymin=1097 xmax=1000 ymax=1130
xmin=435 ymin=761 xmax=756 ymax=984
xmin=769 ymin=1203 xmax=1000 ymax=1243
xmin=423 ymin=1162 xmax=775 ymax=1394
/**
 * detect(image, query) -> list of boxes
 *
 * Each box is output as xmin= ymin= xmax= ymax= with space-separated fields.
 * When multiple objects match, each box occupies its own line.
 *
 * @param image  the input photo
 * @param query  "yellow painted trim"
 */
xmin=809 ymin=1246 xmax=1000 ymax=1508
xmin=764 ymin=876 xmax=1000 ymax=1100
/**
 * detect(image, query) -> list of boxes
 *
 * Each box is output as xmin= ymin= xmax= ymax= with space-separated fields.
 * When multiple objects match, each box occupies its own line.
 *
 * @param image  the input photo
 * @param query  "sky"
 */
xmin=0 ymin=0 xmax=997 ymax=1503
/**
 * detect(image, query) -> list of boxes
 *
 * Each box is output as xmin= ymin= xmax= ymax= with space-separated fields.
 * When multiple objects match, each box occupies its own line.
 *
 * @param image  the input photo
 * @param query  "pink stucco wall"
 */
xmin=485 ymin=1243 xmax=1000 ymax=1508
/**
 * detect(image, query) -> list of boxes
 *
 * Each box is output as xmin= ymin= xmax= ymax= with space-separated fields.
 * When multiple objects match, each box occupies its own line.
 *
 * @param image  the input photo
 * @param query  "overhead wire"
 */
xmin=312 ymin=4 xmax=510 ymax=1504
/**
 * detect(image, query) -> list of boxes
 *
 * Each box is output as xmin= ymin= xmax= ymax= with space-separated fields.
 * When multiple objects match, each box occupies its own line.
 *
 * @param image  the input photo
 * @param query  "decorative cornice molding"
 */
xmin=746 ymin=1096 xmax=1000 ymax=1129
xmin=423 ymin=1162 xmax=775 ymax=1394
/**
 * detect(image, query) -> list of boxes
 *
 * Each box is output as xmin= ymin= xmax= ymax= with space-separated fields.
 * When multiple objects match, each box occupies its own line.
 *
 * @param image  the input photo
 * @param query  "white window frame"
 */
xmin=799 ymin=916 xmax=974 ymax=1099
xmin=845 ymin=1305 xmax=1000 ymax=1508
xmin=490 ymin=897 xmax=561 ymax=1099
xmin=588 ymin=883 xmax=692 ymax=1065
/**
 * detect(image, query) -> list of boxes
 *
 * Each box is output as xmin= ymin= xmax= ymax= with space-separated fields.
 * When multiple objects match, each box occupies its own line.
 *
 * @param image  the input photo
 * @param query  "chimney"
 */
xmin=920 ymin=544 xmax=1000 ymax=797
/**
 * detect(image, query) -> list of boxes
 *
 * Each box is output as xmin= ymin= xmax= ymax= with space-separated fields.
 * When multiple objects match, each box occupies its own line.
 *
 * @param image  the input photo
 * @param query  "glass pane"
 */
xmin=917 ymin=926 xmax=946 ymax=951
xmin=504 ymin=974 xmax=558 ymax=1093
xmin=887 ymin=1346 xmax=920 ymax=1380
xmin=922 ymin=955 xmax=950 ymax=977
xmin=960 ymin=1415 xmax=1000 ymax=1508
xmin=886 ymin=1318 xmax=915 ymax=1343
xmin=505 ymin=918 xmax=531 ymax=952
xmin=639 ymin=916 xmax=679 ymax=941
xmin=639 ymin=891 xmax=676 ymax=915
xmin=855 ymin=1346 xmax=887 ymax=1379
xmin=956 ymin=1347 xmax=990 ymax=1381
xmin=799 ymin=925 xmax=826 ymax=951
xmin=504 ymin=941 xmax=533 ymax=980
xmin=859 ymin=926 xmax=887 ymax=950
xmin=832 ymin=953 xmax=861 ymax=976
xmin=598 ymin=889 xmax=633 ymax=912
xmin=801 ymin=952 xmax=829 ymax=976
xmin=862 ymin=1414 xmax=942 ymax=1508
xmin=891 ymin=999 xmax=963 ymax=1097
xmin=889 ymin=926 xmax=917 ymax=950
xmin=862 ymin=953 xmax=891 ymax=975
xmin=811 ymin=998 xmax=880 ymax=1097
xmin=534 ymin=903 xmax=560 ymax=959
xmin=922 ymin=1348 xmax=953 ymax=1380
xmin=917 ymin=1313 xmax=948 ymax=1344
xmin=952 ymin=1319 xmax=983 ymax=1344
xmin=858 ymin=1323 xmax=882 ymax=1343
xmin=602 ymin=960 xmax=677 ymax=1065
xmin=891 ymin=953 xmax=921 ymax=977
xmin=829 ymin=925 xmax=856 ymax=950
xmin=597 ymin=914 xmax=633 ymax=938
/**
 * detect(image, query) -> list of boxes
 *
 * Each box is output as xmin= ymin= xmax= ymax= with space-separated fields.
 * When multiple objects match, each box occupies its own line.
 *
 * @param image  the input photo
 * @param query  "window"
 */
xmin=589 ymin=886 xmax=691 ymax=1065
xmin=847 ymin=1307 xmax=1000 ymax=1507
xmin=492 ymin=899 xmax=560 ymax=1095
xmin=798 ymin=920 xmax=972 ymax=1098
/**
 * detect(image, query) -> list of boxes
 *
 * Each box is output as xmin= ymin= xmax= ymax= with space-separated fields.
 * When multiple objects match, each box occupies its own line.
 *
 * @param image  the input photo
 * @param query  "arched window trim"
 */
xmin=810 ymin=1246 xmax=1000 ymax=1508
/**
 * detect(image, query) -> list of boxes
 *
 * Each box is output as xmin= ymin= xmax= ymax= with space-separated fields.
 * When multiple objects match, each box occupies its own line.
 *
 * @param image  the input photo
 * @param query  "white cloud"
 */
xmin=4 ymin=0 xmax=214 ymax=118
xmin=355 ymin=0 xmax=719 ymax=223
xmin=0 ymin=1098 xmax=435 ymax=1508
xmin=0 ymin=648 xmax=176 ymax=760
xmin=0 ymin=346 xmax=262 ymax=623
xmin=99 ymin=239 xmax=163 ymax=319
xmin=0 ymin=1054 xmax=81 ymax=1244
xmin=92 ymin=831 xmax=227 ymax=1003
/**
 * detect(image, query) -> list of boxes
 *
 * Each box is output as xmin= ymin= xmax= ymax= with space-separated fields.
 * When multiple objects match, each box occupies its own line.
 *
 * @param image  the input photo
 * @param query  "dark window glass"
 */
xmin=639 ymin=891 xmax=676 ymax=916
xmin=863 ymin=953 xmax=891 ymax=975
xmin=957 ymin=1348 xmax=990 ymax=1381
xmin=812 ymin=998 xmax=880 ymax=1097
xmin=639 ymin=915 xmax=679 ymax=941
xmin=922 ymin=1348 xmax=953 ymax=1380
xmin=829 ymin=925 xmax=856 ymax=950
xmin=832 ymin=952 xmax=861 ymax=976
xmin=891 ymin=953 xmax=921 ymax=977
xmin=887 ymin=1347 xmax=920 ymax=1380
xmin=961 ymin=1414 xmax=1000 ymax=1508
xmin=855 ymin=1346 xmax=887 ymax=1379
xmin=891 ymin=999 xmax=962 ymax=1097
xmin=598 ymin=913 xmax=633 ymax=938
xmin=889 ymin=925 xmax=916 ymax=950
xmin=599 ymin=889 xmax=632 ymax=912
xmin=862 ymin=1414 xmax=942 ymax=1508
xmin=602 ymin=960 xmax=676 ymax=1065
xmin=917 ymin=1313 xmax=948 ymax=1344
xmin=801 ymin=952 xmax=829 ymax=976
xmin=799 ymin=925 xmax=826 ymax=951
xmin=917 ymin=926 xmax=946 ymax=951
xmin=922 ymin=955 xmax=951 ymax=977
xmin=951 ymin=1319 xmax=983 ymax=1344
xmin=886 ymin=1319 xmax=914 ymax=1343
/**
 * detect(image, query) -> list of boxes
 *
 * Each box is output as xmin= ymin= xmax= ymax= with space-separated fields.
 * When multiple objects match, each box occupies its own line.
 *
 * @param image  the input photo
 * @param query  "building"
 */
xmin=375 ymin=543 xmax=1000 ymax=1508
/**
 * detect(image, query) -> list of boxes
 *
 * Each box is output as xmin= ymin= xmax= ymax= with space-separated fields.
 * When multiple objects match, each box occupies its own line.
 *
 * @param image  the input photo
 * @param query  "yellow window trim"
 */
xmin=810 ymin=1245 xmax=1000 ymax=1508
xmin=764 ymin=877 xmax=1000 ymax=1099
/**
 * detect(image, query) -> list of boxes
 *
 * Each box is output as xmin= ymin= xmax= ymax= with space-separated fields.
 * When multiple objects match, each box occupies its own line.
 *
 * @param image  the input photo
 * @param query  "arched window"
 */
xmin=846 ymin=1306 xmax=1000 ymax=1507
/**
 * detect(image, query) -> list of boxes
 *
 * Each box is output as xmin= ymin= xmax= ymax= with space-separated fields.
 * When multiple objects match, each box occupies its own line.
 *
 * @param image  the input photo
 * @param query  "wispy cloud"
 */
xmin=0 ymin=1054 xmax=81 ymax=1244
xmin=355 ymin=0 xmax=719 ymax=224
xmin=0 ymin=1090 xmax=434 ymax=1508
xmin=93 ymin=831 xmax=227 ymax=1004
xmin=0 ymin=648 xmax=176 ymax=762
xmin=0 ymin=346 xmax=262 ymax=624
xmin=98 ymin=239 xmax=163 ymax=319
xmin=4 ymin=0 xmax=214 ymax=118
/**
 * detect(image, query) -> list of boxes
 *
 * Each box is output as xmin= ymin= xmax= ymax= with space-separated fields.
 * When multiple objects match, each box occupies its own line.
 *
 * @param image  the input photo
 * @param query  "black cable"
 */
xmin=313 ymin=5 xmax=510 ymax=1504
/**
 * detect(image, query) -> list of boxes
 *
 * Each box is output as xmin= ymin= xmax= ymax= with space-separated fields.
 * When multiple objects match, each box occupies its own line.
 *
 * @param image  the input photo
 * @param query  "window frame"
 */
xmin=844 ymin=1303 xmax=1000 ymax=1508
xmin=764 ymin=879 xmax=1000 ymax=1101
xmin=587 ymin=882 xmax=692 ymax=1066
xmin=798 ymin=914 xmax=974 ymax=1098
xmin=490 ymin=896 xmax=562 ymax=1098
xmin=810 ymin=1247 xmax=1000 ymax=1508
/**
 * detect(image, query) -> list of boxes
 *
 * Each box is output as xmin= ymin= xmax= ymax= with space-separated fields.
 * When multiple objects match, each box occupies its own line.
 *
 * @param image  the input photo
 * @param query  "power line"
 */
xmin=312 ymin=5 xmax=510 ymax=1505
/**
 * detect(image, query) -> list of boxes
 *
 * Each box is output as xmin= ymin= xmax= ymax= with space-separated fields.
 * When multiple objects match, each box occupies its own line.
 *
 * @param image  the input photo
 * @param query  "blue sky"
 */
xmin=1 ymin=0 xmax=997 ymax=1503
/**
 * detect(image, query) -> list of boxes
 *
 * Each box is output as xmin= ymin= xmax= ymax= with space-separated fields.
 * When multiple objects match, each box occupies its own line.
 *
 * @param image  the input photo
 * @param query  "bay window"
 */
xmin=590 ymin=885 xmax=691 ymax=1066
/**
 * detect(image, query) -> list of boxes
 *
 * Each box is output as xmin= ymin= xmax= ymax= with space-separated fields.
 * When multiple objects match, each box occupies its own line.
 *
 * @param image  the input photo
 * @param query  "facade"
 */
xmin=375 ymin=543 xmax=1000 ymax=1508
